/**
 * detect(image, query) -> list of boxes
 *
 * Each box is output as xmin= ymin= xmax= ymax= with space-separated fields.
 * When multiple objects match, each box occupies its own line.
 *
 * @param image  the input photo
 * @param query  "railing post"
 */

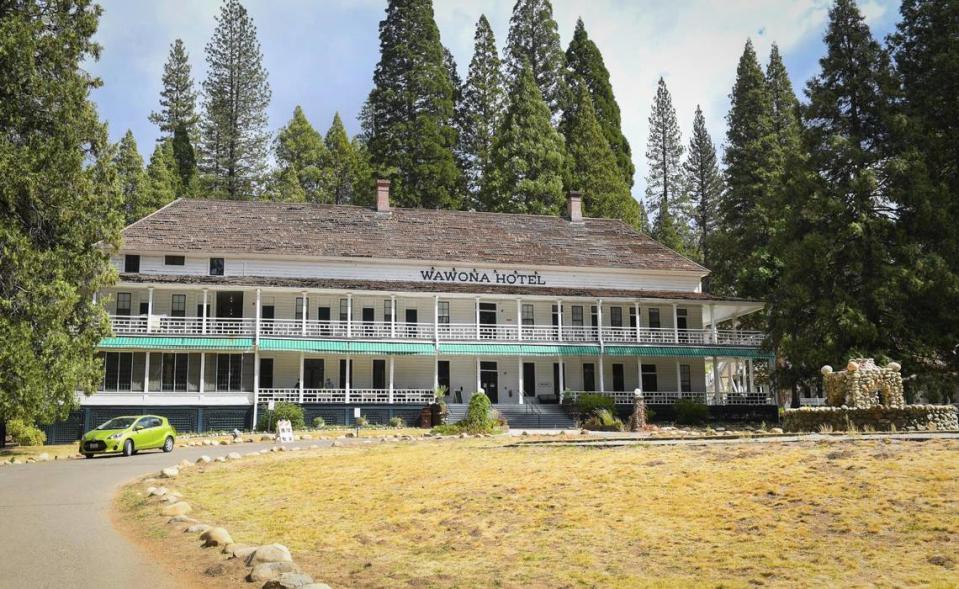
xmin=557 ymin=300 xmax=563 ymax=342
xmin=390 ymin=295 xmax=396 ymax=338
xmin=672 ymin=303 xmax=679 ymax=344
xmin=255 ymin=288 xmax=261 ymax=346
xmin=516 ymin=298 xmax=522 ymax=341
xmin=388 ymin=355 xmax=394 ymax=404
xmin=146 ymin=287 xmax=154 ymax=334
xmin=202 ymin=289 xmax=208 ymax=335
xmin=347 ymin=294 xmax=353 ymax=338
xmin=299 ymin=352 xmax=304 ymax=404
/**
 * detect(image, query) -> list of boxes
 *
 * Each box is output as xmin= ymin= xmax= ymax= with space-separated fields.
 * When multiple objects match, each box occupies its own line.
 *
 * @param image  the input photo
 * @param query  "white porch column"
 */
xmin=634 ymin=302 xmax=641 ymax=342
xmin=345 ymin=356 xmax=351 ymax=403
xmin=144 ymin=352 xmax=151 ymax=393
xmin=146 ymin=287 xmax=154 ymax=334
xmin=709 ymin=304 xmax=718 ymax=344
xmin=556 ymin=300 xmax=563 ymax=342
xmin=598 ymin=355 xmax=605 ymax=392
xmin=253 ymin=350 xmax=260 ymax=424
xmin=516 ymin=298 xmax=523 ymax=341
xmin=301 ymin=290 xmax=307 ymax=336
xmin=475 ymin=356 xmax=481 ymax=392
xmin=198 ymin=352 xmax=204 ymax=395
xmin=747 ymin=358 xmax=754 ymax=393
xmin=254 ymin=288 xmax=261 ymax=345
xmin=433 ymin=355 xmax=439 ymax=391
xmin=298 ymin=352 xmax=305 ymax=403
xmin=517 ymin=356 xmax=524 ymax=405
xmin=202 ymin=289 xmax=208 ymax=334
xmin=713 ymin=356 xmax=721 ymax=395
xmin=388 ymin=356 xmax=395 ymax=404
xmin=675 ymin=360 xmax=682 ymax=395
xmin=475 ymin=298 xmax=481 ymax=339
xmin=596 ymin=299 xmax=604 ymax=344
xmin=433 ymin=295 xmax=439 ymax=346
xmin=346 ymin=294 xmax=353 ymax=338
xmin=672 ymin=303 xmax=679 ymax=343
xmin=636 ymin=358 xmax=643 ymax=394
xmin=390 ymin=295 xmax=396 ymax=338
xmin=558 ymin=359 xmax=565 ymax=403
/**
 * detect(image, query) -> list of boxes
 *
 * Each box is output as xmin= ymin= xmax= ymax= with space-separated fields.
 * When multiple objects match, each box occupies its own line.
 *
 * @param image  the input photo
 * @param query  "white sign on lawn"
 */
xmin=276 ymin=419 xmax=294 ymax=443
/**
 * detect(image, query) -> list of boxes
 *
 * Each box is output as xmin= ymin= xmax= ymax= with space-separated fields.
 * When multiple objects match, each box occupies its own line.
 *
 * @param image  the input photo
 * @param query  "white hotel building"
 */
xmin=46 ymin=183 xmax=773 ymax=440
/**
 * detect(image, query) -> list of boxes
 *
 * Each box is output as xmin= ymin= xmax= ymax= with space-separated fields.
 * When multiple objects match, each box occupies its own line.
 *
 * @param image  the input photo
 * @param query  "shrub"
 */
xmin=674 ymin=399 xmax=709 ymax=425
xmin=575 ymin=393 xmax=615 ymax=416
xmin=312 ymin=416 xmax=326 ymax=429
xmin=582 ymin=409 xmax=624 ymax=432
xmin=7 ymin=418 xmax=46 ymax=446
xmin=388 ymin=416 xmax=405 ymax=428
xmin=355 ymin=416 xmax=368 ymax=427
xmin=462 ymin=392 xmax=495 ymax=433
xmin=257 ymin=401 xmax=305 ymax=431
xmin=430 ymin=424 xmax=462 ymax=435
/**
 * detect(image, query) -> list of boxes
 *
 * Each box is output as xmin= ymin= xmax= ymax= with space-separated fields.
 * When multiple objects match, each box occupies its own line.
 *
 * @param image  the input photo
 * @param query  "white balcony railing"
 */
xmin=109 ymin=315 xmax=765 ymax=347
xmin=257 ymin=388 xmax=434 ymax=404
xmin=564 ymin=390 xmax=775 ymax=406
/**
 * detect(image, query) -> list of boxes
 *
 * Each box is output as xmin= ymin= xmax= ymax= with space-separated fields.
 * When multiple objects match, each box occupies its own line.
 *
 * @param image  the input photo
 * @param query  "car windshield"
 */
xmin=96 ymin=417 xmax=137 ymax=430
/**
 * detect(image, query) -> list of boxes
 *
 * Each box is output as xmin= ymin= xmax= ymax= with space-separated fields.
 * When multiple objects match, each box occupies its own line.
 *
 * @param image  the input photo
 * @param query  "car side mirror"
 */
xmin=134 ymin=425 xmax=144 ymax=431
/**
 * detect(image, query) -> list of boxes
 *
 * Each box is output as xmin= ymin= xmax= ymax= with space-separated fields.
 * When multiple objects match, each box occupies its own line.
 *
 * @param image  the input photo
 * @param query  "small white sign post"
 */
xmin=277 ymin=419 xmax=295 ymax=443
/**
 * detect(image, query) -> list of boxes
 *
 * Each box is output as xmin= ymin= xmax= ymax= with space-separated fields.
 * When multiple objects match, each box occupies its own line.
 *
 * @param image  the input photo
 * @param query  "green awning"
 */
xmin=439 ymin=343 xmax=601 ymax=356
xmin=258 ymin=339 xmax=435 ymax=355
xmin=604 ymin=345 xmax=773 ymax=359
xmin=99 ymin=337 xmax=253 ymax=351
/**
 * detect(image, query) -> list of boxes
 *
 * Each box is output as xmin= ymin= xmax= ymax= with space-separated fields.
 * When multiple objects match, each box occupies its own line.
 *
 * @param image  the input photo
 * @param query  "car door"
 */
xmin=132 ymin=417 xmax=152 ymax=448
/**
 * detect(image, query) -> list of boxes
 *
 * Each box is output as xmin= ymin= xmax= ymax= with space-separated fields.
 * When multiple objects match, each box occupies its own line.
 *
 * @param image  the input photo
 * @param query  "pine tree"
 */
xmin=114 ymin=130 xmax=148 ymax=224
xmin=644 ymin=78 xmax=689 ymax=253
xmin=768 ymin=0 xmax=899 ymax=390
xmin=562 ymin=84 xmax=644 ymax=230
xmin=199 ymin=0 xmax=272 ymax=199
xmin=143 ymin=140 xmax=179 ymax=213
xmin=148 ymin=38 xmax=198 ymax=138
xmin=274 ymin=106 xmax=327 ymax=202
xmin=481 ymin=64 xmax=566 ymax=215
xmin=684 ymin=106 xmax=723 ymax=266
xmin=503 ymin=0 xmax=566 ymax=120
xmin=323 ymin=113 xmax=361 ymax=205
xmin=171 ymin=122 xmax=198 ymax=195
xmin=711 ymin=39 xmax=779 ymax=298
xmin=363 ymin=0 xmax=461 ymax=209
xmin=565 ymin=18 xmax=634 ymax=187
xmin=455 ymin=15 xmax=506 ymax=202
xmin=765 ymin=43 xmax=802 ymax=164
xmin=0 ymin=0 xmax=123 ymax=425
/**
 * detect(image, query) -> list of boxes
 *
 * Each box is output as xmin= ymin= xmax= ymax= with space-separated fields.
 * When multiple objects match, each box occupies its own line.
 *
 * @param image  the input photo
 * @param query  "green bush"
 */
xmin=462 ymin=391 xmax=495 ymax=433
xmin=388 ymin=416 xmax=405 ymax=428
xmin=674 ymin=399 xmax=709 ymax=425
xmin=582 ymin=409 xmax=625 ymax=431
xmin=312 ymin=416 xmax=326 ymax=429
xmin=7 ymin=418 xmax=47 ymax=446
xmin=257 ymin=401 xmax=305 ymax=431
xmin=430 ymin=424 xmax=462 ymax=435
xmin=575 ymin=393 xmax=615 ymax=416
xmin=355 ymin=416 xmax=368 ymax=427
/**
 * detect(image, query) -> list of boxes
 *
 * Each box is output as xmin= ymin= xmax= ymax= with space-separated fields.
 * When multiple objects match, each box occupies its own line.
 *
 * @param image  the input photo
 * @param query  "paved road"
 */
xmin=0 ymin=438 xmax=325 ymax=589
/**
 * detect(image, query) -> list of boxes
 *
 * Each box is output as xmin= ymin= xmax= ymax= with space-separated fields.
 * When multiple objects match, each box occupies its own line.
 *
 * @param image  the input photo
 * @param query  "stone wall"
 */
xmin=783 ymin=405 xmax=958 ymax=433
xmin=821 ymin=358 xmax=905 ymax=408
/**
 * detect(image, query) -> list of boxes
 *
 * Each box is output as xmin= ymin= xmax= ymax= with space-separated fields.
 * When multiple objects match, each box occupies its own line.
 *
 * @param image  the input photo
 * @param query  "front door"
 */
xmin=612 ymin=363 xmax=624 ymax=392
xmin=304 ymin=359 xmax=324 ymax=388
xmin=479 ymin=303 xmax=496 ymax=339
xmin=583 ymin=363 xmax=596 ymax=392
xmin=317 ymin=307 xmax=331 ymax=335
xmin=260 ymin=358 xmax=274 ymax=389
xmin=438 ymin=361 xmax=450 ymax=393
xmin=405 ymin=309 xmax=418 ymax=337
xmin=362 ymin=307 xmax=375 ymax=336
xmin=523 ymin=362 xmax=536 ymax=398
xmin=480 ymin=361 xmax=499 ymax=403
xmin=373 ymin=359 xmax=386 ymax=389
xmin=216 ymin=291 xmax=244 ymax=318
xmin=261 ymin=305 xmax=275 ymax=335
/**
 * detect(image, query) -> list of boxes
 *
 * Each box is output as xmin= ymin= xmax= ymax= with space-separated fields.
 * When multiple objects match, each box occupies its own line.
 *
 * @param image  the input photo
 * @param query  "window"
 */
xmin=612 ymin=363 xmax=625 ymax=392
xmin=438 ymin=361 xmax=450 ymax=392
xmin=216 ymin=354 xmax=242 ymax=391
xmin=610 ymin=307 xmax=623 ymax=327
xmin=164 ymin=255 xmax=185 ymax=266
xmin=438 ymin=301 xmax=450 ymax=324
xmin=209 ymin=257 xmax=224 ymax=276
xmin=295 ymin=297 xmax=308 ymax=321
xmin=648 ymin=308 xmax=661 ymax=329
xmin=259 ymin=358 xmax=274 ymax=389
xmin=571 ymin=306 xmax=584 ymax=327
xmin=373 ymin=359 xmax=386 ymax=389
xmin=590 ymin=305 xmax=598 ymax=327
xmin=171 ymin=294 xmax=186 ymax=318
xmin=102 ymin=352 xmax=133 ymax=391
xmin=629 ymin=306 xmax=637 ymax=329
xmin=124 ymin=255 xmax=140 ymax=273
xmin=583 ymin=363 xmax=595 ymax=391
xmin=641 ymin=364 xmax=658 ymax=392
xmin=680 ymin=364 xmax=692 ymax=393
xmin=161 ymin=353 xmax=189 ymax=391
xmin=676 ymin=308 xmax=689 ymax=342
xmin=339 ymin=299 xmax=349 ymax=322
xmin=551 ymin=304 xmax=560 ymax=327
xmin=522 ymin=303 xmax=534 ymax=326
xmin=116 ymin=292 xmax=132 ymax=316
xmin=384 ymin=300 xmax=393 ymax=323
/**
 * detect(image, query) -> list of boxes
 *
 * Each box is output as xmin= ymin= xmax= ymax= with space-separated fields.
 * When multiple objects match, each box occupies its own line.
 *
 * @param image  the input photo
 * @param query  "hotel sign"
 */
xmin=419 ymin=267 xmax=547 ymax=286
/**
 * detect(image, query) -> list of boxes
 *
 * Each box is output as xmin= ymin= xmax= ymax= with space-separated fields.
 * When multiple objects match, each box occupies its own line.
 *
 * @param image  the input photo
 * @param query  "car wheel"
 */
xmin=122 ymin=439 xmax=134 ymax=457
xmin=162 ymin=436 xmax=174 ymax=453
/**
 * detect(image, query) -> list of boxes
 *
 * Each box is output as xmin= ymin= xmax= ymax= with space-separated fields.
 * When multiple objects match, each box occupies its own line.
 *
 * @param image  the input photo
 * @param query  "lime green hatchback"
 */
xmin=80 ymin=415 xmax=177 ymax=458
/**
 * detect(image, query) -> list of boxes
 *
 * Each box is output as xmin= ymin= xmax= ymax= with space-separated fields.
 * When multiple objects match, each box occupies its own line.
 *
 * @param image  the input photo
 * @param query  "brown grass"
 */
xmin=124 ymin=438 xmax=959 ymax=588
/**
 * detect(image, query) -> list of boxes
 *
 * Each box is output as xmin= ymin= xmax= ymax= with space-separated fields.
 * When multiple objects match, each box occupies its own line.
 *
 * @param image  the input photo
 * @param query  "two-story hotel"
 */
xmin=45 ymin=182 xmax=773 ymax=441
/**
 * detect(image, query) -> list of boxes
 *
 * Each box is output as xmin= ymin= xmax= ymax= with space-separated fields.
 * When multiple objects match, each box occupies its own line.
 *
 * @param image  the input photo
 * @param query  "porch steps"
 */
xmin=446 ymin=403 xmax=576 ymax=430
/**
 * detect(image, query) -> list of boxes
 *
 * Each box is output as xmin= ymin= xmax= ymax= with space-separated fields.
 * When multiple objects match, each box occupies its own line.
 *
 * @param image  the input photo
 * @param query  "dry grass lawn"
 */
xmin=132 ymin=437 xmax=959 ymax=588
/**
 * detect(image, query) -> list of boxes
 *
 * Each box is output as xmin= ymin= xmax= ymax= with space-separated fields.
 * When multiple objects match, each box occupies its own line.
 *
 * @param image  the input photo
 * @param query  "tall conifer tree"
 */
xmin=564 ymin=18 xmax=634 ymax=187
xmin=199 ymin=0 xmax=271 ymax=199
xmin=363 ymin=0 xmax=461 ymax=209
xmin=684 ymin=106 xmax=723 ymax=266
xmin=114 ymin=130 xmax=147 ymax=224
xmin=324 ymin=113 xmax=364 ymax=205
xmin=644 ymin=78 xmax=689 ymax=253
xmin=481 ymin=65 xmax=566 ymax=214
xmin=503 ymin=0 xmax=566 ymax=120
xmin=273 ymin=106 xmax=327 ymax=202
xmin=171 ymin=122 xmax=197 ymax=195
xmin=765 ymin=43 xmax=802 ymax=163
xmin=143 ymin=140 xmax=179 ymax=213
xmin=455 ymin=15 xmax=505 ymax=203
xmin=149 ymin=39 xmax=198 ymax=138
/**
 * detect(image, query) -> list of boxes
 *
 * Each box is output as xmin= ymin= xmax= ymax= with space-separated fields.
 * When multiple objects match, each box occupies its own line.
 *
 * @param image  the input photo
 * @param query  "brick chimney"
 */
xmin=567 ymin=191 xmax=583 ymax=223
xmin=375 ymin=179 xmax=391 ymax=212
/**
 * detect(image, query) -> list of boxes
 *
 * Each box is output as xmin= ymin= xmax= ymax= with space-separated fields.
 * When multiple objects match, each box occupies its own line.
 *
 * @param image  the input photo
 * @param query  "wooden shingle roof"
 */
xmin=121 ymin=199 xmax=707 ymax=273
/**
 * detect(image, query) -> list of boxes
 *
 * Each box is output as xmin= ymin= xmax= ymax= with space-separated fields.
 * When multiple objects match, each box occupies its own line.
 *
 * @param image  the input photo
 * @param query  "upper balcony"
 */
xmin=108 ymin=315 xmax=765 ymax=347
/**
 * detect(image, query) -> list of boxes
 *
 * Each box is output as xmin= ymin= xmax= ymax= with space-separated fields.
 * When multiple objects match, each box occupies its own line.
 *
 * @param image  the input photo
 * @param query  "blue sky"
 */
xmin=89 ymin=0 xmax=902 ymax=197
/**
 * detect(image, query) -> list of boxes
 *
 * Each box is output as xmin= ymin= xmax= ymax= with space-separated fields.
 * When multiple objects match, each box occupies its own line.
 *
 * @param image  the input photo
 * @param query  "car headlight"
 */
xmin=107 ymin=433 xmax=123 ymax=440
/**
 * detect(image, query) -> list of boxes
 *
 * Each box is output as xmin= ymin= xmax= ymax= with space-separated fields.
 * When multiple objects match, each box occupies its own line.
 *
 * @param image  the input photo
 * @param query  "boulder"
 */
xmin=300 ymin=585 xmax=333 ymax=589
xmin=160 ymin=467 xmax=179 ymax=479
xmin=196 ymin=455 xmax=212 ymax=464
xmin=220 ymin=440 xmax=231 ymax=445
xmin=214 ymin=456 xmax=227 ymax=463
xmin=145 ymin=486 xmax=159 ymax=495
xmin=178 ymin=459 xmax=193 ymax=469
xmin=248 ymin=562 xmax=299 ymax=583
xmin=245 ymin=543 xmax=293 ymax=566
xmin=227 ymin=452 xmax=242 ymax=460
xmin=186 ymin=524 xmax=211 ymax=534
xmin=36 ymin=453 xmax=51 ymax=462
xmin=167 ymin=515 xmax=196 ymax=524
xmin=160 ymin=501 xmax=192 ymax=517
xmin=222 ymin=544 xmax=257 ymax=560
xmin=200 ymin=527 xmax=234 ymax=547
xmin=262 ymin=572 xmax=315 ymax=589
xmin=260 ymin=434 xmax=276 ymax=441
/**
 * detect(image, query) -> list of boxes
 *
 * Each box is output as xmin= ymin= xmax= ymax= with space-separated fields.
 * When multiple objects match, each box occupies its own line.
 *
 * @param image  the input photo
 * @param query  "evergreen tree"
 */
xmin=274 ymin=106 xmax=327 ymax=202
xmin=711 ymin=39 xmax=779 ymax=298
xmin=349 ymin=136 xmax=376 ymax=207
xmin=503 ymin=0 xmax=566 ymax=120
xmin=887 ymin=0 xmax=959 ymax=401
xmin=324 ymin=113 xmax=362 ymax=205
xmin=455 ymin=15 xmax=506 ymax=202
xmin=199 ymin=0 xmax=272 ymax=199
xmin=171 ymin=122 xmax=197 ymax=195
xmin=363 ymin=0 xmax=461 ymax=209
xmin=644 ymin=78 xmax=689 ymax=253
xmin=683 ymin=105 xmax=723 ymax=266
xmin=481 ymin=64 xmax=566 ymax=215
xmin=0 ymin=0 xmax=123 ymax=425
xmin=148 ymin=38 xmax=198 ymax=138
xmin=765 ymin=43 xmax=802 ymax=163
xmin=562 ymin=84 xmax=644 ymax=231
xmin=769 ymin=0 xmax=899 ymax=390
xmin=565 ymin=18 xmax=634 ymax=187
xmin=114 ymin=130 xmax=147 ymax=224
xmin=143 ymin=140 xmax=179 ymax=213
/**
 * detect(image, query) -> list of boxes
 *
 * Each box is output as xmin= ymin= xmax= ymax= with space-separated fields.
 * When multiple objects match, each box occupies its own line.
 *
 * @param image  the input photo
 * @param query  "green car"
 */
xmin=79 ymin=415 xmax=176 ymax=458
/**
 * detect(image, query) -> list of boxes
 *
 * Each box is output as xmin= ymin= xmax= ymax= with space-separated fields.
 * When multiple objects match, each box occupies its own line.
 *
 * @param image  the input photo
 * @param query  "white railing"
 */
xmin=257 ymin=388 xmax=434 ymax=404
xmin=564 ymin=390 xmax=775 ymax=406
xmin=109 ymin=315 xmax=149 ymax=334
